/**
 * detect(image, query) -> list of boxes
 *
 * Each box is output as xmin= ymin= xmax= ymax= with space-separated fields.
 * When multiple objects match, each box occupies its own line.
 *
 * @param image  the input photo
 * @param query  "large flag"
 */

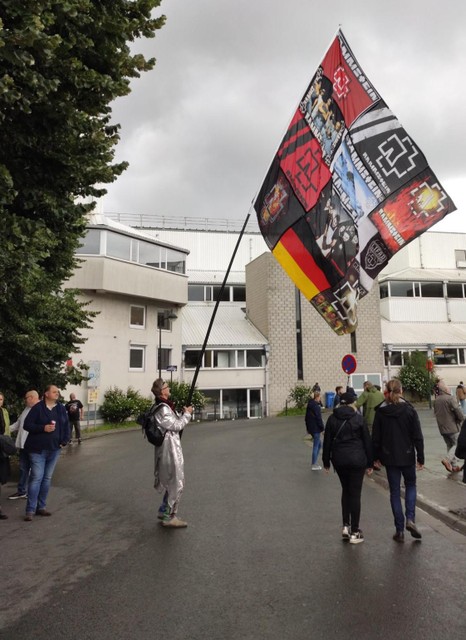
xmin=254 ymin=30 xmax=456 ymax=335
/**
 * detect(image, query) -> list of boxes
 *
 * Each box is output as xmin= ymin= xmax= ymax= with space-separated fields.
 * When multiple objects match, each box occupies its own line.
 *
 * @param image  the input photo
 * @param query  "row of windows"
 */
xmin=384 ymin=348 xmax=466 ymax=366
xmin=129 ymin=306 xmax=175 ymax=331
xmin=184 ymin=349 xmax=264 ymax=369
xmin=380 ymin=281 xmax=466 ymax=299
xmin=78 ymin=229 xmax=186 ymax=274
xmin=188 ymin=284 xmax=246 ymax=302
xmin=129 ymin=346 xmax=172 ymax=371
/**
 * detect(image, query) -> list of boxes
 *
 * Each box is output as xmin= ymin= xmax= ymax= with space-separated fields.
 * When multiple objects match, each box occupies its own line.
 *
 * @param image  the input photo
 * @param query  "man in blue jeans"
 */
xmin=23 ymin=385 xmax=70 ymax=522
xmin=372 ymin=379 xmax=424 ymax=542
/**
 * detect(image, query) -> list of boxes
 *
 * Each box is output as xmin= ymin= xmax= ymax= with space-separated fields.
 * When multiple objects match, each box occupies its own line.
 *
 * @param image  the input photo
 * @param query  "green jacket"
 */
xmin=0 ymin=407 xmax=10 ymax=436
xmin=355 ymin=387 xmax=384 ymax=427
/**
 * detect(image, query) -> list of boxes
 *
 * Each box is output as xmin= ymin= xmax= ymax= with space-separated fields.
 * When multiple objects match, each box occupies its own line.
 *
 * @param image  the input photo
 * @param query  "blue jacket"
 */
xmin=24 ymin=400 xmax=70 ymax=453
xmin=305 ymin=399 xmax=324 ymax=435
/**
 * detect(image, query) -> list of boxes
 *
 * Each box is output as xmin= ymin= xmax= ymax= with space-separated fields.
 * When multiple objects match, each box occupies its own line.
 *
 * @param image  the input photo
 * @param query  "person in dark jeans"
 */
xmin=65 ymin=393 xmax=84 ymax=444
xmin=305 ymin=391 xmax=325 ymax=470
xmin=372 ymin=379 xmax=425 ymax=542
xmin=323 ymin=391 xmax=373 ymax=544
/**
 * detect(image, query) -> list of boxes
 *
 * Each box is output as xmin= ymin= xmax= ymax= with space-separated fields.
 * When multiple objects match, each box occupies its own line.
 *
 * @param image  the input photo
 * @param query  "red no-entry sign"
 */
xmin=341 ymin=354 xmax=357 ymax=374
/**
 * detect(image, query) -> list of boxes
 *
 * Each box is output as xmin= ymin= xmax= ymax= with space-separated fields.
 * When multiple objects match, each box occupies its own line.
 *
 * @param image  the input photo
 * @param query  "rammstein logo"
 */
xmin=376 ymin=134 xmax=419 ymax=179
xmin=333 ymin=66 xmax=350 ymax=99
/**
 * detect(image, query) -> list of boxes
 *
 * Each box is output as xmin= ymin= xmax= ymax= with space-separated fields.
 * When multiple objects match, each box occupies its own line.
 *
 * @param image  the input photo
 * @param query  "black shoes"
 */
xmin=393 ymin=531 xmax=404 ymax=543
xmin=406 ymin=520 xmax=422 ymax=539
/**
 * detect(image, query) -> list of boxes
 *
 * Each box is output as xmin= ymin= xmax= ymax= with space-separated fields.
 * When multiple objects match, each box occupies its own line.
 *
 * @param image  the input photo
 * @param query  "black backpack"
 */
xmin=139 ymin=403 xmax=165 ymax=447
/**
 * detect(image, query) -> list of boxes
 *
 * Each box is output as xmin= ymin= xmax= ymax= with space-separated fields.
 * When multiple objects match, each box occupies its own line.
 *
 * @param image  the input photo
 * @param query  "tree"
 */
xmin=398 ymin=351 xmax=435 ymax=401
xmin=0 ymin=1 xmax=165 ymax=402
xmin=168 ymin=381 xmax=206 ymax=414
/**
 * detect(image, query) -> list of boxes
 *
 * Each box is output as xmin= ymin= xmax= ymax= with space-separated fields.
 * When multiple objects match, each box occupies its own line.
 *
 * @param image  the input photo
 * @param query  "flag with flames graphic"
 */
xmin=254 ymin=30 xmax=456 ymax=335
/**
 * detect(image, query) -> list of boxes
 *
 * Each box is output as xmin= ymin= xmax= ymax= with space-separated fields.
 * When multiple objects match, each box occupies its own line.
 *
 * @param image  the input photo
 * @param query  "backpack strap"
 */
xmin=333 ymin=419 xmax=347 ymax=442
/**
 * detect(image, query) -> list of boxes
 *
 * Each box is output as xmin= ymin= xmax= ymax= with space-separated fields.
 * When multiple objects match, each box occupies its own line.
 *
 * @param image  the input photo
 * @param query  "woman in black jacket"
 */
xmin=372 ymin=379 xmax=424 ymax=542
xmin=323 ymin=392 xmax=373 ymax=544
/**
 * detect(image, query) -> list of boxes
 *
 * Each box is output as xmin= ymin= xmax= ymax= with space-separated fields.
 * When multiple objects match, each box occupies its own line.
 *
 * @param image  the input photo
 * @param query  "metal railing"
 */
xmin=106 ymin=212 xmax=260 ymax=234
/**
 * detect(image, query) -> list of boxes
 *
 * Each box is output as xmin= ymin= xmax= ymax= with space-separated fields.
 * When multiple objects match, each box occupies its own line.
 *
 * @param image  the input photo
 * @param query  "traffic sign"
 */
xmin=166 ymin=365 xmax=177 ymax=372
xmin=341 ymin=354 xmax=357 ymax=374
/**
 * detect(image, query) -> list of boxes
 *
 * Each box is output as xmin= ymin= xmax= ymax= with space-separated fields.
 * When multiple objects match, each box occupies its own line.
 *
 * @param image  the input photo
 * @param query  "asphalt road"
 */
xmin=1 ymin=416 xmax=466 ymax=640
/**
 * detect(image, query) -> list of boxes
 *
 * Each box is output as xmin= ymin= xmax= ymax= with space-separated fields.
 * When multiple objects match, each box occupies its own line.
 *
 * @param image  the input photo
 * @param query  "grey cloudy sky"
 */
xmin=103 ymin=0 xmax=466 ymax=233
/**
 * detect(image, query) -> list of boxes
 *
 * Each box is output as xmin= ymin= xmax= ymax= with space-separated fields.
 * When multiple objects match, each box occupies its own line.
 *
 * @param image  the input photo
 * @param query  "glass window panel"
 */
xmin=158 ymin=348 xmax=171 ymax=371
xmin=130 ymin=306 xmax=145 ymax=327
xmin=167 ymin=248 xmax=186 ymax=274
xmin=129 ymin=346 xmax=144 ymax=370
xmin=212 ymin=286 xmax=230 ymax=302
xmin=447 ymin=283 xmax=464 ymax=298
xmin=139 ymin=241 xmax=161 ymax=268
xmin=205 ymin=287 xmax=212 ymax=302
xmin=233 ymin=286 xmax=246 ymax=302
xmin=107 ymin=232 xmax=131 ymax=261
xmin=433 ymin=348 xmax=459 ymax=365
xmin=214 ymin=350 xmax=234 ymax=368
xmin=420 ymin=281 xmax=443 ymax=298
xmin=204 ymin=351 xmax=212 ymax=368
xmin=389 ymin=281 xmax=415 ymax=297
xmin=237 ymin=351 xmax=245 ymax=367
xmin=185 ymin=350 xmax=200 ymax=368
xmin=188 ymin=285 xmax=205 ymax=301
xmin=379 ymin=282 xmax=388 ymax=299
xmin=78 ymin=229 xmax=101 ymax=254
xmin=246 ymin=350 xmax=263 ymax=367
xmin=460 ymin=350 xmax=466 ymax=365
xmin=200 ymin=389 xmax=221 ymax=420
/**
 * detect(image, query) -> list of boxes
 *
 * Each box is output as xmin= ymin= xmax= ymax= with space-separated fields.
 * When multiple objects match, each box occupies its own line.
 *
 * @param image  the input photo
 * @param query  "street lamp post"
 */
xmin=158 ymin=310 xmax=177 ymax=379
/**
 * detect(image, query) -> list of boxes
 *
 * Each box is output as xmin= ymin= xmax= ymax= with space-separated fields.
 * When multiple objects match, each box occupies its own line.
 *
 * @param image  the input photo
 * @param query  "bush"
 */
xmin=398 ymin=351 xmax=435 ymax=401
xmin=100 ymin=386 xmax=152 ymax=424
xmin=288 ymin=384 xmax=312 ymax=409
xmin=168 ymin=380 xmax=206 ymax=413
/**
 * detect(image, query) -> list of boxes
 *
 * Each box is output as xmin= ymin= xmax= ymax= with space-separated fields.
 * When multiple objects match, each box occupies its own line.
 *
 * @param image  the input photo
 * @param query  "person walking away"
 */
xmin=23 ymin=385 xmax=70 ymax=521
xmin=305 ymin=391 xmax=325 ymax=470
xmin=65 ymin=393 xmax=84 ymax=444
xmin=0 ymin=392 xmax=10 ymax=436
xmin=433 ymin=381 xmax=464 ymax=473
xmin=456 ymin=382 xmax=466 ymax=414
xmin=8 ymin=390 xmax=40 ymax=500
xmin=323 ymin=391 xmax=373 ymax=544
xmin=372 ymin=379 xmax=424 ymax=542
xmin=151 ymin=379 xmax=193 ymax=528
xmin=355 ymin=381 xmax=384 ymax=433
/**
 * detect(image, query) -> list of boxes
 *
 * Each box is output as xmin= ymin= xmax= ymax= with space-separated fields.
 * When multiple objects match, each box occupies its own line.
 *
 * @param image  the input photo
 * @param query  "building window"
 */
xmin=212 ymin=286 xmax=230 ymax=302
xmin=188 ymin=285 xmax=205 ymax=301
xmin=233 ymin=286 xmax=246 ymax=302
xmin=447 ymin=283 xmax=466 ymax=298
xmin=389 ymin=281 xmax=419 ymax=297
xmin=158 ymin=312 xmax=174 ymax=331
xmin=350 ymin=331 xmax=357 ymax=354
xmin=129 ymin=345 xmax=145 ymax=371
xmin=379 ymin=282 xmax=388 ymax=299
xmin=420 ymin=282 xmax=444 ymax=297
xmin=184 ymin=348 xmax=264 ymax=369
xmin=78 ymin=229 xmax=101 ymax=254
xmin=130 ymin=305 xmax=145 ymax=328
xmin=107 ymin=231 xmax=131 ymax=261
xmin=158 ymin=348 xmax=171 ymax=371
xmin=433 ymin=348 xmax=460 ymax=366
xmin=455 ymin=250 xmax=466 ymax=268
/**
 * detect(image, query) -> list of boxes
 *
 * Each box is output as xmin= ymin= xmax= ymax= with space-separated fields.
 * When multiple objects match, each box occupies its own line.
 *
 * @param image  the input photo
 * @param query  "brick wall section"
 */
xmin=247 ymin=252 xmax=383 ymax=415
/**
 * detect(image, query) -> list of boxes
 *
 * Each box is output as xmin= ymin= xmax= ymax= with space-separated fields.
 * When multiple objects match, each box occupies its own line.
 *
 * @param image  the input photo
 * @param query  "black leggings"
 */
xmin=335 ymin=466 xmax=366 ymax=533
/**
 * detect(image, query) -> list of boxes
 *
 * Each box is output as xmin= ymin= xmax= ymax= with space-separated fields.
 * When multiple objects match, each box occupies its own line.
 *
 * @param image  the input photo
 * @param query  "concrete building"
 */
xmin=67 ymin=212 xmax=466 ymax=419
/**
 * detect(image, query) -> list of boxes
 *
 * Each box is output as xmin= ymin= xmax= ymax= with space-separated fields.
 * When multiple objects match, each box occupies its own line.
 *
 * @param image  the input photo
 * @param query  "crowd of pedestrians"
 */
xmin=0 ymin=387 xmax=84 ymax=521
xmin=307 ymin=377 xmax=466 ymax=545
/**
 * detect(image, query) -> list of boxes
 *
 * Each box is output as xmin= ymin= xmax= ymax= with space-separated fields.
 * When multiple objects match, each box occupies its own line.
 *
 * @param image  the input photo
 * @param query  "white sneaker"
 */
xmin=311 ymin=464 xmax=322 ymax=471
xmin=342 ymin=525 xmax=350 ymax=540
xmin=161 ymin=515 xmax=188 ymax=528
xmin=349 ymin=530 xmax=364 ymax=544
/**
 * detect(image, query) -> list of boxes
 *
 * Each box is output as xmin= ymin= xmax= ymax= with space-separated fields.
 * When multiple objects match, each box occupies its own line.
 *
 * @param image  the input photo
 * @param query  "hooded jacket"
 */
xmin=305 ymin=398 xmax=324 ymax=435
xmin=323 ymin=404 xmax=373 ymax=469
xmin=355 ymin=386 xmax=384 ymax=427
xmin=372 ymin=399 xmax=424 ymax=467
xmin=433 ymin=389 xmax=463 ymax=435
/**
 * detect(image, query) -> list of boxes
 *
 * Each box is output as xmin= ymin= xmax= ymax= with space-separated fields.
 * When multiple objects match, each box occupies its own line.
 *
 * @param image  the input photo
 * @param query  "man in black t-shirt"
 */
xmin=65 ymin=393 xmax=84 ymax=444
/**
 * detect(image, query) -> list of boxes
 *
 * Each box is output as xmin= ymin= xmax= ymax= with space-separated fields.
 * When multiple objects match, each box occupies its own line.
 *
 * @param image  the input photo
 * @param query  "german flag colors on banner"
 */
xmin=254 ymin=29 xmax=456 ymax=335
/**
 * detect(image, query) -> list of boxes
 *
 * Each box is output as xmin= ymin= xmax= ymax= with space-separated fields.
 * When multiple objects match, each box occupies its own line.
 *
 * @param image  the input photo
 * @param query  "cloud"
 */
xmin=103 ymin=0 xmax=466 ymax=230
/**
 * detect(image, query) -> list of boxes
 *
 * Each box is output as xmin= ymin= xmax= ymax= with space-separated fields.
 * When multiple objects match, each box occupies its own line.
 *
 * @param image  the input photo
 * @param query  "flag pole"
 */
xmin=187 ymin=210 xmax=251 ymax=406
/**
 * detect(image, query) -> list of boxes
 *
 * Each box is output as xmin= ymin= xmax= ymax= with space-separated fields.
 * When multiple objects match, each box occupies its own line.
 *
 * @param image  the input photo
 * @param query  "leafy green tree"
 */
xmin=0 ymin=1 xmax=165 ymax=402
xmin=168 ymin=381 xmax=206 ymax=414
xmin=398 ymin=351 xmax=435 ymax=401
